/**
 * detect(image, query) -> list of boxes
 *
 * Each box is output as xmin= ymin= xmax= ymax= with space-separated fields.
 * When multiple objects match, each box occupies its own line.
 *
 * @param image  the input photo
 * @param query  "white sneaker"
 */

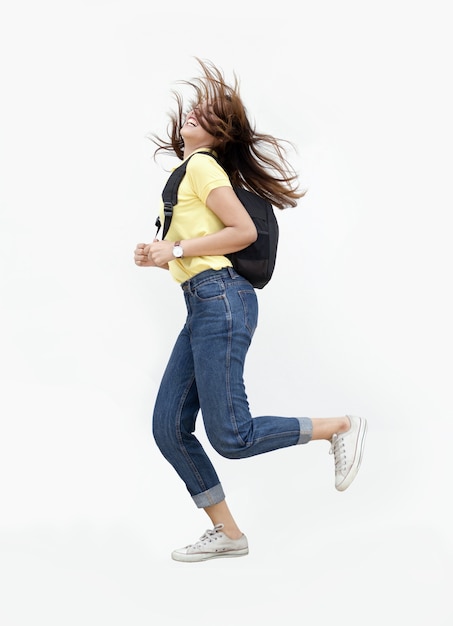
xmin=171 ymin=524 xmax=249 ymax=562
xmin=329 ymin=415 xmax=367 ymax=491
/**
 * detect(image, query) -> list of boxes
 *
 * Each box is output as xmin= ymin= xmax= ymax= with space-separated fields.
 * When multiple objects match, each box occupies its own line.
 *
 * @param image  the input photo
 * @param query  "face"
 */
xmin=180 ymin=104 xmax=217 ymax=150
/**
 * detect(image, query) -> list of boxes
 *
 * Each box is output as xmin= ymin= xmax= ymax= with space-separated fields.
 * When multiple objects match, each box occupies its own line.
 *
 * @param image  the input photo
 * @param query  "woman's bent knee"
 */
xmin=210 ymin=436 xmax=250 ymax=460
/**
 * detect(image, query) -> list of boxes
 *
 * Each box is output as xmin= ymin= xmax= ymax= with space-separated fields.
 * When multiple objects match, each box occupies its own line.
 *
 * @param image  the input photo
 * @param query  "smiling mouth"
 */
xmin=186 ymin=118 xmax=198 ymax=127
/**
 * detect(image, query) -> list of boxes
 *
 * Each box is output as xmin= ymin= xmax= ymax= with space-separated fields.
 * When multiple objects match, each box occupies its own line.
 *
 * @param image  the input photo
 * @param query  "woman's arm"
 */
xmin=146 ymin=186 xmax=257 ymax=267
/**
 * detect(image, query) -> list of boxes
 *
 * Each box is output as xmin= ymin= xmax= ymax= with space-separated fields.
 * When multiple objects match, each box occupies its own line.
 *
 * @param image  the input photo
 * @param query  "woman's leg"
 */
xmin=202 ymin=417 xmax=351 ymax=540
xmin=157 ymin=270 xmax=366 ymax=557
xmin=152 ymin=324 xmax=226 ymax=507
xmin=187 ymin=270 xmax=312 ymax=461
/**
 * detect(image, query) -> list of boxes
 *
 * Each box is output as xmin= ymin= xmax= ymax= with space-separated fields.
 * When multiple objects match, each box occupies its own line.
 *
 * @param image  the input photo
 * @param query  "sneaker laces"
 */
xmin=329 ymin=433 xmax=347 ymax=472
xmin=193 ymin=524 xmax=224 ymax=548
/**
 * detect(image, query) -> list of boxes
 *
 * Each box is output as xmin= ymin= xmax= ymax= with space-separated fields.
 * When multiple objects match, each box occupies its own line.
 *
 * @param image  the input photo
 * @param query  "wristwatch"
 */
xmin=172 ymin=241 xmax=184 ymax=258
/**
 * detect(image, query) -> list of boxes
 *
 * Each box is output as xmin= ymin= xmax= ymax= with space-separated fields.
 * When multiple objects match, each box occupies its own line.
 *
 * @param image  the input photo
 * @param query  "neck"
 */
xmin=183 ymin=144 xmax=213 ymax=159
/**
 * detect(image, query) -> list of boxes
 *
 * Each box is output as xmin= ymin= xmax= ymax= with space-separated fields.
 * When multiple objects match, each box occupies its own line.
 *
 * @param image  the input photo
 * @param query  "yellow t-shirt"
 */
xmin=160 ymin=149 xmax=233 ymax=284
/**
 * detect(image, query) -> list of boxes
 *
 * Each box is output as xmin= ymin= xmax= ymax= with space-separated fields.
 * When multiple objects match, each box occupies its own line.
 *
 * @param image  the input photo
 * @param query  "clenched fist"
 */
xmin=146 ymin=239 xmax=175 ymax=267
xmin=134 ymin=240 xmax=172 ymax=269
xmin=134 ymin=243 xmax=155 ymax=267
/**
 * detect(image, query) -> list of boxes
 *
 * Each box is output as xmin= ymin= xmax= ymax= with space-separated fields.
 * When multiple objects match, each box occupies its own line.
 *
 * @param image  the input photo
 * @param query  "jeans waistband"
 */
xmin=180 ymin=267 xmax=239 ymax=293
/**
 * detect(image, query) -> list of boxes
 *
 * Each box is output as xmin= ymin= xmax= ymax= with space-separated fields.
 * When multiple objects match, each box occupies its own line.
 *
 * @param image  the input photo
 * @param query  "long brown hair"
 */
xmin=150 ymin=58 xmax=305 ymax=210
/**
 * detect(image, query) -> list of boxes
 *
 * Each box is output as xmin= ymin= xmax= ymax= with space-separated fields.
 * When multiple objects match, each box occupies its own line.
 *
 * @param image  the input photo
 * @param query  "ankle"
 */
xmin=220 ymin=525 xmax=243 ymax=540
xmin=311 ymin=416 xmax=350 ymax=441
xmin=336 ymin=416 xmax=351 ymax=434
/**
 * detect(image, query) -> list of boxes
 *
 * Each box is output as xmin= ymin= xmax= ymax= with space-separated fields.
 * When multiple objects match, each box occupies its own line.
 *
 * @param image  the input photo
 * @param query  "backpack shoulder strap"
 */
xmin=157 ymin=151 xmax=218 ymax=239
xmin=160 ymin=157 xmax=191 ymax=239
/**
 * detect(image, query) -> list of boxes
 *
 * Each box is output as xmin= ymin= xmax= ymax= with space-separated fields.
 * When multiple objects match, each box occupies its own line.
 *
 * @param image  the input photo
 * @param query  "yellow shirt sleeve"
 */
xmin=160 ymin=151 xmax=234 ymax=284
xmin=186 ymin=151 xmax=232 ymax=203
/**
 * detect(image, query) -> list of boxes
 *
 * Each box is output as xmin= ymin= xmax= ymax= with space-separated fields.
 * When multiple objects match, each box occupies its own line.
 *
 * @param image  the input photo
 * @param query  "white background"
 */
xmin=1 ymin=0 xmax=452 ymax=624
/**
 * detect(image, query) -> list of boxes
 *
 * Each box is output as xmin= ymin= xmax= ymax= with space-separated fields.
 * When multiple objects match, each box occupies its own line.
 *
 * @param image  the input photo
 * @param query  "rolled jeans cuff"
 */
xmin=192 ymin=483 xmax=226 ymax=509
xmin=297 ymin=418 xmax=312 ymax=444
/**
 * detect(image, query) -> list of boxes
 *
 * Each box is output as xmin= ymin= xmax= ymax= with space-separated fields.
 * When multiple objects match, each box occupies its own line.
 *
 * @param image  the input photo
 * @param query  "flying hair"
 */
xmin=150 ymin=58 xmax=306 ymax=209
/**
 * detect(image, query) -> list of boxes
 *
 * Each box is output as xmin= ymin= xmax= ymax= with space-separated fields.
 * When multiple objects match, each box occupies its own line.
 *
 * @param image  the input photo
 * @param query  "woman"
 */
xmin=134 ymin=59 xmax=367 ymax=562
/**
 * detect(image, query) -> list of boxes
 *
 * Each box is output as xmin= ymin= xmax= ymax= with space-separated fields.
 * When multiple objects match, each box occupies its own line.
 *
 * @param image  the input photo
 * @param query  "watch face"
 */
xmin=173 ymin=245 xmax=183 ymax=258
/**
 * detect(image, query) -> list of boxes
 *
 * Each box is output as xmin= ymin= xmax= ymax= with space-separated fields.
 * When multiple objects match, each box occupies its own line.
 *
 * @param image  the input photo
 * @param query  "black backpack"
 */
xmin=155 ymin=151 xmax=279 ymax=289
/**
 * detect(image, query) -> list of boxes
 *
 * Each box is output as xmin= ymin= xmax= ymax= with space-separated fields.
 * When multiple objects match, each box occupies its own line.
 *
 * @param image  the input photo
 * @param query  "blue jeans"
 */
xmin=152 ymin=267 xmax=312 ymax=508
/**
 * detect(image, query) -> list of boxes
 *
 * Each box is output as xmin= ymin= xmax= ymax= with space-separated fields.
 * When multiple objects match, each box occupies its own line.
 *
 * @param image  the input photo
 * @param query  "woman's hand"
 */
xmin=134 ymin=240 xmax=172 ymax=269
xmin=146 ymin=239 xmax=174 ymax=268
xmin=133 ymin=242 xmax=161 ymax=267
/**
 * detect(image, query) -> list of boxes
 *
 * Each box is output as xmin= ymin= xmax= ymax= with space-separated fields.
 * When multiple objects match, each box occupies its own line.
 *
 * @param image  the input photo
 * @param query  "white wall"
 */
xmin=1 ymin=1 xmax=452 ymax=624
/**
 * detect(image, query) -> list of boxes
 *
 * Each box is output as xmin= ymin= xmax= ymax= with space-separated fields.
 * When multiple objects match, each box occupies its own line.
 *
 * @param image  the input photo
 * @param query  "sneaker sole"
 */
xmin=171 ymin=547 xmax=249 ymax=563
xmin=336 ymin=417 xmax=368 ymax=492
